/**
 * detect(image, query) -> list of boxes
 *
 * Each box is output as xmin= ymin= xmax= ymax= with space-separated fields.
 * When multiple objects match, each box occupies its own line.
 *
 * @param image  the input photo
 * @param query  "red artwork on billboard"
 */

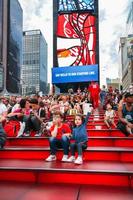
xmin=56 ymin=13 xmax=96 ymax=67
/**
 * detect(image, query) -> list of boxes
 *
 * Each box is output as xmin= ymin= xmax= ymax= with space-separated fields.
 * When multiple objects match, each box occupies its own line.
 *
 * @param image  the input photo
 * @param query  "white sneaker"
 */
xmin=45 ymin=155 xmax=56 ymax=162
xmin=66 ymin=156 xmax=75 ymax=162
xmin=34 ymin=132 xmax=42 ymax=137
xmin=74 ymin=157 xmax=83 ymax=165
xmin=61 ymin=155 xmax=68 ymax=162
xmin=17 ymin=122 xmax=25 ymax=137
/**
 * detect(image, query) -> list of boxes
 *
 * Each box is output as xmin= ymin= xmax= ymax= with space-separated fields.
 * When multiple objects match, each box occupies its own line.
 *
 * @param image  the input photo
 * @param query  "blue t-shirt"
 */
xmin=122 ymin=104 xmax=133 ymax=123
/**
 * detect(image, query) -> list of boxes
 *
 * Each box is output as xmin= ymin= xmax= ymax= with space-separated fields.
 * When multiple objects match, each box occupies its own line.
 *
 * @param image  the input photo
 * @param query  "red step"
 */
xmin=0 ymin=160 xmax=132 ymax=187
xmin=0 ymin=182 xmax=79 ymax=200
xmin=0 ymin=183 xmax=132 ymax=200
xmin=87 ymin=125 xmax=109 ymax=129
xmin=79 ymin=185 xmax=133 ymax=200
xmin=88 ymin=129 xmax=124 ymax=137
xmin=6 ymin=137 xmax=133 ymax=148
xmin=0 ymin=147 xmax=133 ymax=162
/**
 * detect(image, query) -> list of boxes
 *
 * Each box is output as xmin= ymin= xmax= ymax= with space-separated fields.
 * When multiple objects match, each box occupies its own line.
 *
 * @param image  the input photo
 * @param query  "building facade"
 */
xmin=0 ymin=0 xmax=3 ymax=92
xmin=0 ymin=0 xmax=23 ymax=94
xmin=22 ymin=30 xmax=47 ymax=95
xmin=119 ymin=2 xmax=133 ymax=90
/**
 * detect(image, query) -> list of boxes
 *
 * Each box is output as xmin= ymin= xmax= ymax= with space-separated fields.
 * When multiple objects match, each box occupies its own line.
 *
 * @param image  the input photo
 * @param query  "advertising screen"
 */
xmin=58 ymin=0 xmax=94 ymax=12
xmin=53 ymin=0 xmax=99 ymax=90
xmin=52 ymin=64 xmax=98 ymax=83
xmin=56 ymin=12 xmax=96 ymax=67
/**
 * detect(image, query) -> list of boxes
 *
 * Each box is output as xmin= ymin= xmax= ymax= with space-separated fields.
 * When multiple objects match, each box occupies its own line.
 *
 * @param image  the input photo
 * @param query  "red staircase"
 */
xmin=0 ymin=110 xmax=133 ymax=200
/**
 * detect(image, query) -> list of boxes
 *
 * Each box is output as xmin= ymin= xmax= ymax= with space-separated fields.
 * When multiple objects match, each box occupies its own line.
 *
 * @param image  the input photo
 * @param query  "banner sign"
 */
xmin=52 ymin=65 xmax=98 ymax=83
xmin=127 ymin=34 xmax=133 ymax=59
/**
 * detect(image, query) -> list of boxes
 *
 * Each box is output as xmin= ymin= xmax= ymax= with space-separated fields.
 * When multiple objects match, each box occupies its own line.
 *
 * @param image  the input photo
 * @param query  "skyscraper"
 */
xmin=0 ymin=0 xmax=23 ymax=94
xmin=119 ymin=2 xmax=133 ymax=90
xmin=22 ymin=30 xmax=47 ymax=95
xmin=0 ymin=0 xmax=3 ymax=92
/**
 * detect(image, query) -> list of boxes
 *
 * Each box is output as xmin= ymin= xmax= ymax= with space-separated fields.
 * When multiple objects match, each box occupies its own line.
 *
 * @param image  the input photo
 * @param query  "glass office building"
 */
xmin=0 ymin=0 xmax=22 ymax=94
xmin=22 ymin=30 xmax=47 ymax=95
xmin=6 ymin=0 xmax=23 ymax=93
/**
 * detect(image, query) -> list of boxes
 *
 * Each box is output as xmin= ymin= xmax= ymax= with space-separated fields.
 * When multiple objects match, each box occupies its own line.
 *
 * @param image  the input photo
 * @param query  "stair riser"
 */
xmin=87 ymin=125 xmax=109 ymax=129
xmin=0 ymin=170 xmax=132 ymax=188
xmin=89 ymin=131 xmax=124 ymax=137
xmin=6 ymin=139 xmax=133 ymax=148
xmin=0 ymin=151 xmax=133 ymax=162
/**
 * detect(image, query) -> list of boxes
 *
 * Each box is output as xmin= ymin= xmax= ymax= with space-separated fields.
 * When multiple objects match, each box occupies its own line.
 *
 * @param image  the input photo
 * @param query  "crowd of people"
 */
xmin=0 ymin=83 xmax=133 ymax=164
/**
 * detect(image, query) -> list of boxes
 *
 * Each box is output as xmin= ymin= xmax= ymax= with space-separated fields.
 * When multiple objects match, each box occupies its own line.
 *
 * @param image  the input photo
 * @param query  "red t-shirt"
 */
xmin=88 ymin=83 xmax=100 ymax=97
xmin=50 ymin=123 xmax=71 ymax=139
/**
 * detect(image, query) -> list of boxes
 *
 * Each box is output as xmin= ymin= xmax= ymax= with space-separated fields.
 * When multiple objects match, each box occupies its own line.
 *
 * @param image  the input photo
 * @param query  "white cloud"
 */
xmin=19 ymin=0 xmax=53 ymax=83
xmin=19 ymin=0 xmax=131 ymax=85
xmin=99 ymin=0 xmax=131 ymax=85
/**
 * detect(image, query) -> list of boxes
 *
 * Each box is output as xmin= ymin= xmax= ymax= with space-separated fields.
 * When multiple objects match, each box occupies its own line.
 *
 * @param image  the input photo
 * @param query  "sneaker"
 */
xmin=17 ymin=122 xmax=25 ymax=138
xmin=34 ymin=131 xmax=42 ymax=137
xmin=23 ymin=131 xmax=30 ymax=137
xmin=74 ymin=156 xmax=83 ymax=165
xmin=61 ymin=155 xmax=68 ymax=162
xmin=45 ymin=155 xmax=56 ymax=162
xmin=66 ymin=156 xmax=75 ymax=162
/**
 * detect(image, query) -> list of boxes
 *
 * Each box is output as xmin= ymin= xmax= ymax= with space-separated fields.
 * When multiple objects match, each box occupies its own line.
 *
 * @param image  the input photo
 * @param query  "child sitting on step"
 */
xmin=104 ymin=103 xmax=117 ymax=129
xmin=66 ymin=112 xmax=90 ymax=165
xmin=45 ymin=111 xmax=72 ymax=162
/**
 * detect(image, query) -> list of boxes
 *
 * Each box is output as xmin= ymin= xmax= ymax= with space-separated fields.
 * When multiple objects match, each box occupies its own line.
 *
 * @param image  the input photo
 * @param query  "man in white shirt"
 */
xmin=0 ymin=97 xmax=7 ymax=117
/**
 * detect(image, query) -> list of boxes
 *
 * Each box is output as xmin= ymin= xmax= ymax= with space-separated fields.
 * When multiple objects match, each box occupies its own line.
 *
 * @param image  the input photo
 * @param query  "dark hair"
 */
xmin=52 ymin=111 xmax=64 ymax=119
xmin=30 ymin=98 xmax=38 ymax=105
xmin=124 ymin=92 xmax=133 ymax=99
xmin=19 ymin=99 xmax=27 ymax=108
xmin=39 ymin=101 xmax=44 ymax=107
xmin=74 ymin=114 xmax=84 ymax=123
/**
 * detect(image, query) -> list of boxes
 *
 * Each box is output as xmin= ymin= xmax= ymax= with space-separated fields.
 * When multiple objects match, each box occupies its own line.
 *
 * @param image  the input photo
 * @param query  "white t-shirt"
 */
xmin=0 ymin=103 xmax=7 ymax=115
xmin=105 ymin=110 xmax=114 ymax=118
xmin=83 ymin=103 xmax=93 ymax=115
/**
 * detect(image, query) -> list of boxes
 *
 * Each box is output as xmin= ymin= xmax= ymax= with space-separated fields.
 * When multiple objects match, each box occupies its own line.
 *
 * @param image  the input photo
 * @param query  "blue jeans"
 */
xmin=49 ymin=135 xmax=70 ymax=155
xmin=70 ymin=142 xmax=87 ymax=156
xmin=0 ymin=124 xmax=6 ymax=148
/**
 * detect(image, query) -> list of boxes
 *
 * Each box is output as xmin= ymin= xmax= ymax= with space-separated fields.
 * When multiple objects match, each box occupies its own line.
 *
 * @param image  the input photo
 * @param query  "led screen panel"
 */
xmin=52 ymin=64 xmax=98 ymax=83
xmin=58 ymin=0 xmax=94 ymax=12
xmin=56 ymin=12 xmax=96 ymax=67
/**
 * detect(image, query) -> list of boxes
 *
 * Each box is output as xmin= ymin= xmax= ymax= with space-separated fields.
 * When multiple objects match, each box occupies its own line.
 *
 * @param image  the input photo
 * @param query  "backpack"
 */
xmin=4 ymin=120 xmax=20 ymax=137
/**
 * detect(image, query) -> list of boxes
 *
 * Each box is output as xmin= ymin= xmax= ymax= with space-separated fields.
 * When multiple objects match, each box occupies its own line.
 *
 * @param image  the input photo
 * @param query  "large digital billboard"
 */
xmin=53 ymin=0 xmax=99 ymax=89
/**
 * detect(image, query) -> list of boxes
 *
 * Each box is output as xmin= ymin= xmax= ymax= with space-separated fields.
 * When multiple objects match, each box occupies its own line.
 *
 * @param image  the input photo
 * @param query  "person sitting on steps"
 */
xmin=66 ymin=112 xmax=90 ymax=165
xmin=117 ymin=93 xmax=133 ymax=136
xmin=104 ymin=103 xmax=117 ymax=129
xmin=45 ymin=111 xmax=72 ymax=162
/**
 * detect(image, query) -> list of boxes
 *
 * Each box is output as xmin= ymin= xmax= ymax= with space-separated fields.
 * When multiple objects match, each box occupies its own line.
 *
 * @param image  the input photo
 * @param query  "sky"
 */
xmin=19 ymin=0 xmax=132 ymax=86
